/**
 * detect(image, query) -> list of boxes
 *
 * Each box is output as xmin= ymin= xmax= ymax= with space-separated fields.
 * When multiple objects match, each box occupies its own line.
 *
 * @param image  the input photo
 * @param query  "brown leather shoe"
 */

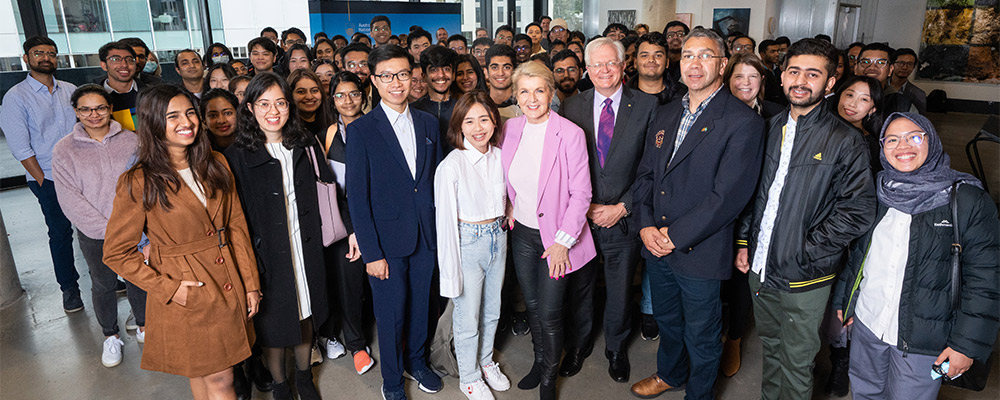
xmin=630 ymin=374 xmax=682 ymax=399
xmin=721 ymin=337 xmax=742 ymax=377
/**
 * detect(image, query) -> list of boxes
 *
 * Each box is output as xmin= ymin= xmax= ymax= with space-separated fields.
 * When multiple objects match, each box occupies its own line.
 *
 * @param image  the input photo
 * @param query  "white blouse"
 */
xmin=177 ymin=168 xmax=206 ymax=207
xmin=855 ymin=207 xmax=912 ymax=345
xmin=509 ymin=119 xmax=547 ymax=229
xmin=434 ymin=140 xmax=506 ymax=298
xmin=265 ymin=142 xmax=312 ymax=320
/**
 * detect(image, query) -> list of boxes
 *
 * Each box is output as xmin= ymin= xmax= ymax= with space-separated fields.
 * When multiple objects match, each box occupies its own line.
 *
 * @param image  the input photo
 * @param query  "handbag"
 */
xmin=307 ymin=145 xmax=348 ymax=246
xmin=942 ymin=181 xmax=992 ymax=391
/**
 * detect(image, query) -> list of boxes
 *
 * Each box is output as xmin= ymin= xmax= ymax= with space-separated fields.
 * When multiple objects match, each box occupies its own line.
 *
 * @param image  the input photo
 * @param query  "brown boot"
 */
xmin=630 ymin=374 xmax=682 ymax=399
xmin=721 ymin=338 xmax=742 ymax=377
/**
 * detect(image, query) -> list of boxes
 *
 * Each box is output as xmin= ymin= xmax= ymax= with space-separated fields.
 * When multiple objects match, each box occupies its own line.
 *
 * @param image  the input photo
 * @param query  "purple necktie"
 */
xmin=597 ymin=98 xmax=614 ymax=167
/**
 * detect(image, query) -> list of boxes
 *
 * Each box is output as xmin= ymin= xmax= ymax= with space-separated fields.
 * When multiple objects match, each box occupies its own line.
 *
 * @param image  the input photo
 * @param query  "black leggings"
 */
xmin=319 ymin=239 xmax=368 ymax=352
xmin=510 ymin=223 xmax=568 ymax=385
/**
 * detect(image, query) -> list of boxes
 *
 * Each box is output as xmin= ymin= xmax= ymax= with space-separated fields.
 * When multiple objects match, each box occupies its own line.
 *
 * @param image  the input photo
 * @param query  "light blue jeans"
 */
xmin=452 ymin=219 xmax=507 ymax=384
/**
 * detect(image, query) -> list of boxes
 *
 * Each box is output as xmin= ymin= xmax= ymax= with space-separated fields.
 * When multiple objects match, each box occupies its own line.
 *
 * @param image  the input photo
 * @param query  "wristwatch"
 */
xmin=620 ymin=202 xmax=631 ymax=217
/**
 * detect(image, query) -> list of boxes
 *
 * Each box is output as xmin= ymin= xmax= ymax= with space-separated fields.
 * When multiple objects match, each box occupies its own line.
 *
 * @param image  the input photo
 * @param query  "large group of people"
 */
xmin=2 ymin=13 xmax=997 ymax=400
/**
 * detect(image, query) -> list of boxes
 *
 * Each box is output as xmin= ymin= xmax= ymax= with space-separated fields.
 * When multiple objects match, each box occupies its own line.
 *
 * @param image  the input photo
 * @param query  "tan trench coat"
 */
xmin=103 ymin=154 xmax=260 ymax=378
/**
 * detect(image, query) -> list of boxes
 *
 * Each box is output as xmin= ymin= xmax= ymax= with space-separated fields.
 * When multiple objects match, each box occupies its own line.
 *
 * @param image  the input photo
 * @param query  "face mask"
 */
xmin=142 ymin=61 xmax=158 ymax=74
xmin=212 ymin=55 xmax=230 ymax=64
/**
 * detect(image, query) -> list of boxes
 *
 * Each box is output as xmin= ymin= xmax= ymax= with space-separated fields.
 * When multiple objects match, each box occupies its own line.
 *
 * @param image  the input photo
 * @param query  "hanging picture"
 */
xmin=712 ymin=8 xmax=751 ymax=37
xmin=918 ymin=0 xmax=999 ymax=83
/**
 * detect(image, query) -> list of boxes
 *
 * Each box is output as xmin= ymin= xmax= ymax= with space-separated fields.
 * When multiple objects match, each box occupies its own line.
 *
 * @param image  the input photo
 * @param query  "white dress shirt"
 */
xmin=434 ymin=140 xmax=506 ymax=298
xmin=592 ymin=85 xmax=623 ymax=142
xmin=752 ymin=117 xmax=798 ymax=281
xmin=381 ymin=101 xmax=417 ymax=178
xmin=855 ymin=208 xmax=912 ymax=345
xmin=265 ymin=142 xmax=312 ymax=320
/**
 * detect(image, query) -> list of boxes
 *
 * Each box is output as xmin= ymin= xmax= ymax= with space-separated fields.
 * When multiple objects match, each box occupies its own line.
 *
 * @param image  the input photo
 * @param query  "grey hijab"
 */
xmin=876 ymin=112 xmax=982 ymax=215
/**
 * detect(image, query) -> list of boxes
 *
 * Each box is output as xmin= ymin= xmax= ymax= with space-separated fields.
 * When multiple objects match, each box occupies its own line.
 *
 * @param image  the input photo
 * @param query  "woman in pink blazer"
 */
xmin=501 ymin=61 xmax=596 ymax=400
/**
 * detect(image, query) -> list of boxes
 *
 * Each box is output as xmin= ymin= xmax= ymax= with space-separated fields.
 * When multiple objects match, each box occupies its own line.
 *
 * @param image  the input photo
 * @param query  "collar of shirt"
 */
xmin=26 ymin=74 xmax=63 ymax=93
xmin=72 ymin=120 xmax=126 ymax=143
xmin=680 ymin=84 xmax=724 ymax=116
xmin=594 ymin=84 xmax=624 ymax=109
xmin=103 ymin=79 xmax=138 ymax=94
xmin=380 ymin=100 xmax=413 ymax=127
xmin=460 ymin=138 xmax=498 ymax=165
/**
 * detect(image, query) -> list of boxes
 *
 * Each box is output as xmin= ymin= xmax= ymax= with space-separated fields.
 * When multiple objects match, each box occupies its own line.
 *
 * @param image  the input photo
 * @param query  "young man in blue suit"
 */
xmin=346 ymin=44 xmax=443 ymax=400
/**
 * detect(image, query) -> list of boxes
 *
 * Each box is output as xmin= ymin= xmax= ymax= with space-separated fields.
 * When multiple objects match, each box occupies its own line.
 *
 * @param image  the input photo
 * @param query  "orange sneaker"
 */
xmin=353 ymin=348 xmax=375 ymax=375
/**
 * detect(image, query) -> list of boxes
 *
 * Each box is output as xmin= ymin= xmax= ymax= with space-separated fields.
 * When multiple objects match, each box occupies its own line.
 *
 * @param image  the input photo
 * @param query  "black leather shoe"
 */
xmin=233 ymin=362 xmax=251 ymax=400
xmin=606 ymin=350 xmax=630 ymax=383
xmin=558 ymin=345 xmax=592 ymax=377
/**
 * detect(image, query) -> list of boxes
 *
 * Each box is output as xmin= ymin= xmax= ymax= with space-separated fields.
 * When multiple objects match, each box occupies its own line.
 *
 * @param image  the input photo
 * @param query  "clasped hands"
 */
xmin=640 ymin=226 xmax=675 ymax=257
xmin=588 ymin=203 xmax=627 ymax=228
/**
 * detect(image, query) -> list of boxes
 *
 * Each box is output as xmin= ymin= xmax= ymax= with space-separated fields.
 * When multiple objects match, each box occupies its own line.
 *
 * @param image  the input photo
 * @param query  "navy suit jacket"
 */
xmin=346 ymin=103 xmax=441 ymax=262
xmin=632 ymin=88 xmax=765 ymax=280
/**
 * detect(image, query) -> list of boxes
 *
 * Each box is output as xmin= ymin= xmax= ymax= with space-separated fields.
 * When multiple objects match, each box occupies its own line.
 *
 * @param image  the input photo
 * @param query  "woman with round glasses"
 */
xmin=834 ymin=112 xmax=999 ymax=399
xmin=52 ymin=84 xmax=145 ymax=368
xmin=224 ymin=72 xmax=334 ymax=400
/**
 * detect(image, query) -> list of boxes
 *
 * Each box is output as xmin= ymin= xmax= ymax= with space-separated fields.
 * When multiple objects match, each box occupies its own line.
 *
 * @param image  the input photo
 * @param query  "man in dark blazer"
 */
xmin=558 ymin=37 xmax=658 ymax=383
xmin=345 ymin=44 xmax=443 ymax=400
xmin=629 ymin=29 xmax=765 ymax=400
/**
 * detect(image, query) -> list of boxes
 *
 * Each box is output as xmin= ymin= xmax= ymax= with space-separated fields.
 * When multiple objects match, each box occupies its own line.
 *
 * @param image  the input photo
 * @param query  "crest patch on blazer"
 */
xmin=655 ymin=130 xmax=665 ymax=148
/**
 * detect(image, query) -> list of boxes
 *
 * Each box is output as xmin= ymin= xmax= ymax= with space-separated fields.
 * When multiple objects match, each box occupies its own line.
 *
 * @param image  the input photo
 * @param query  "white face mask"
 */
xmin=212 ymin=55 xmax=230 ymax=64
xmin=142 ymin=60 xmax=158 ymax=74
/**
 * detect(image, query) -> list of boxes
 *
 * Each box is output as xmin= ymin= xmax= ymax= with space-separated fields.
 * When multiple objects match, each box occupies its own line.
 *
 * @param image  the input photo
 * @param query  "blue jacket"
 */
xmin=346 ymin=104 xmax=442 ymax=262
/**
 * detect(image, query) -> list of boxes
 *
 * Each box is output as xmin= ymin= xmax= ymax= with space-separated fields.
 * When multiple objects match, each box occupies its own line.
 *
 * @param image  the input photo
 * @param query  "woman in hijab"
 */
xmin=833 ymin=112 xmax=999 ymax=399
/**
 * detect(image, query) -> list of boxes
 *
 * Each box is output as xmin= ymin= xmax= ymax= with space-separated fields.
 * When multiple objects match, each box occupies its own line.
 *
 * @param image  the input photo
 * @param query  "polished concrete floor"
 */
xmin=1 ymin=112 xmax=998 ymax=399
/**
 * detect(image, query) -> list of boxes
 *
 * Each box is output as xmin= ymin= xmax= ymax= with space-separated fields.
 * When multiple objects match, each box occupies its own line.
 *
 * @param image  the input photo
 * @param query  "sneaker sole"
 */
xmin=102 ymin=357 xmax=122 ymax=368
xmin=403 ymin=372 xmax=442 ymax=394
xmin=356 ymin=358 xmax=375 ymax=375
xmin=65 ymin=306 xmax=84 ymax=313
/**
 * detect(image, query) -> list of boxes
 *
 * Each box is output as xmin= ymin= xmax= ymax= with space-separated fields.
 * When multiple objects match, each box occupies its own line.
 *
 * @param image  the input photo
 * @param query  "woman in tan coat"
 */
xmin=103 ymin=84 xmax=261 ymax=399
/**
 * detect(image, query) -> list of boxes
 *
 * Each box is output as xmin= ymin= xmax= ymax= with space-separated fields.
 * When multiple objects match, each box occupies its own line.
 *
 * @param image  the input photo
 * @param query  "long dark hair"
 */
xmin=125 ymin=84 xmax=231 ymax=210
xmin=834 ymin=75 xmax=884 ymax=136
xmin=287 ymin=68 xmax=336 ymax=134
xmin=281 ymin=44 xmax=315 ymax=76
xmin=234 ymin=72 xmax=315 ymax=151
xmin=454 ymin=54 xmax=488 ymax=93
xmin=328 ymin=71 xmax=367 ymax=118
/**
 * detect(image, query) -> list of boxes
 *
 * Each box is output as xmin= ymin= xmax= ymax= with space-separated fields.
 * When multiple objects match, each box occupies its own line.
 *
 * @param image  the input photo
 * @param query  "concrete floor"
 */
xmin=1 ymin=112 xmax=998 ymax=399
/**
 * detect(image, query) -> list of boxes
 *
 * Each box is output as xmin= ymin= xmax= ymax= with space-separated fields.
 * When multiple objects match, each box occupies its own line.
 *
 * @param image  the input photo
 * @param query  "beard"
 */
xmin=30 ymin=61 xmax=56 ymax=74
xmin=785 ymin=85 xmax=824 ymax=108
xmin=557 ymin=78 xmax=577 ymax=94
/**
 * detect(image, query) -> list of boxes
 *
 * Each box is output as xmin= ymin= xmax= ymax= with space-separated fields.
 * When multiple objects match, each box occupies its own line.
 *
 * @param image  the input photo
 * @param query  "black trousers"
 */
xmin=511 ymin=222 xmax=568 ymax=384
xmin=320 ymin=238 xmax=368 ymax=352
xmin=722 ymin=268 xmax=753 ymax=341
xmin=564 ymin=224 xmax=640 ymax=352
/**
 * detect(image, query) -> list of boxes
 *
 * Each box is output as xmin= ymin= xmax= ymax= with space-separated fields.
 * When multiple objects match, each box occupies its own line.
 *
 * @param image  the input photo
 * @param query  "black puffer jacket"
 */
xmin=833 ymin=183 xmax=1000 ymax=362
xmin=737 ymin=101 xmax=876 ymax=292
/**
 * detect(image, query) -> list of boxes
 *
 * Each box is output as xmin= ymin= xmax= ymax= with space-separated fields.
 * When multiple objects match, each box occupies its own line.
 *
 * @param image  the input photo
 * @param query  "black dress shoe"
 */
xmin=558 ymin=345 xmax=592 ymax=377
xmin=606 ymin=350 xmax=630 ymax=383
xmin=233 ymin=362 xmax=251 ymax=400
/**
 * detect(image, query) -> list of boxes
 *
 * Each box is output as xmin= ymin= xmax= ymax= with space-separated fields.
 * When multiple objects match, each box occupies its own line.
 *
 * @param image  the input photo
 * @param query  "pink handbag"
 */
xmin=307 ymin=146 xmax=348 ymax=246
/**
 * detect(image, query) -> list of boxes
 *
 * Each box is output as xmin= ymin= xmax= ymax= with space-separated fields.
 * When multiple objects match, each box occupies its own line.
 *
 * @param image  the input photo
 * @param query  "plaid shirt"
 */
xmin=670 ymin=85 xmax=724 ymax=163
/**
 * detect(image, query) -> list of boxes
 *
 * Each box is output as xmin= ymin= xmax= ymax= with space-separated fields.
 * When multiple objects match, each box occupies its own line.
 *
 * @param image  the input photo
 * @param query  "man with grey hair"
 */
xmin=558 ymin=37 xmax=658 ymax=383
xmin=630 ymin=28 xmax=765 ymax=399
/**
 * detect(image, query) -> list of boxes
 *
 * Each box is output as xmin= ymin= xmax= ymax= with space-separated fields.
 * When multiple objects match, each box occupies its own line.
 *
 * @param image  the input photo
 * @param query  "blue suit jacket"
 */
xmin=346 ymin=103 xmax=441 ymax=262
xmin=631 ymin=88 xmax=765 ymax=280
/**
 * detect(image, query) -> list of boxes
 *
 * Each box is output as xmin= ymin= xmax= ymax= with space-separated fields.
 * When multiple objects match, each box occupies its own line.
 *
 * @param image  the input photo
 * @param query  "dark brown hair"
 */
xmin=287 ymin=68 xmax=336 ymax=133
xmin=447 ymin=90 xmax=501 ymax=150
xmin=723 ymin=52 xmax=769 ymax=102
xmin=125 ymin=84 xmax=232 ymax=210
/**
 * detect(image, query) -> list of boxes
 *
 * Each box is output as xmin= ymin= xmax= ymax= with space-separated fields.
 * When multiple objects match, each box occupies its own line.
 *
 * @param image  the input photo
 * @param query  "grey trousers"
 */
xmin=78 ymin=231 xmax=147 ymax=337
xmin=849 ymin=318 xmax=942 ymax=400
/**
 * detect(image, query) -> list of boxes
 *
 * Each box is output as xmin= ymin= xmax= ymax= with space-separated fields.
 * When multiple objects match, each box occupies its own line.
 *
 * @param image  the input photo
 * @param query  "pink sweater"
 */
xmin=52 ymin=121 xmax=137 ymax=239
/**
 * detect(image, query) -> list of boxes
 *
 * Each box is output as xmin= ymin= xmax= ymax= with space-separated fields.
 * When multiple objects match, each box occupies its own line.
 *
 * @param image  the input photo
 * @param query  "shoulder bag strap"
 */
xmin=950 ymin=181 xmax=962 ymax=309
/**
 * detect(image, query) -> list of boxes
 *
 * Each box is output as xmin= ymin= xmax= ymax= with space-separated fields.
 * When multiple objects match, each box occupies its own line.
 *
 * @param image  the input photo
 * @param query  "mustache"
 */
xmin=788 ymin=85 xmax=812 ymax=94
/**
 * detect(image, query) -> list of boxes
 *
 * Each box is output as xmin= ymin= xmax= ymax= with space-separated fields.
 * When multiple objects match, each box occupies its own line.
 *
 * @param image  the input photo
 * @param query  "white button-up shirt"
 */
xmin=752 ymin=117 xmax=798 ymax=281
xmin=855 ymin=208 xmax=912 ymax=345
xmin=381 ymin=101 xmax=417 ymax=178
xmin=434 ymin=140 xmax=506 ymax=297
xmin=592 ymin=85 xmax=623 ymax=143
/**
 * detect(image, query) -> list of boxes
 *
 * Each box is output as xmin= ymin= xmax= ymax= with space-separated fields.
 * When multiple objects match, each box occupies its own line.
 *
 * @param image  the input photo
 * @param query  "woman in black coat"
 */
xmin=224 ymin=72 xmax=335 ymax=400
xmin=834 ymin=113 xmax=999 ymax=399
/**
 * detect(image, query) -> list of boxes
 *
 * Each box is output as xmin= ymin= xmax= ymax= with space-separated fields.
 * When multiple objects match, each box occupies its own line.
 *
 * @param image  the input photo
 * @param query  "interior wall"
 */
xmin=675 ymin=0 xmax=781 ymax=42
xmin=220 ymin=0 xmax=310 ymax=49
xmin=593 ymin=0 xmax=675 ymax=36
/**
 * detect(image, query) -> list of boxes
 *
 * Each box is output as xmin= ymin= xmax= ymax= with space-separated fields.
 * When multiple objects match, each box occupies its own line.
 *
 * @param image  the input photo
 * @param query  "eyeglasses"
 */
xmin=586 ymin=60 xmax=623 ymax=70
xmin=553 ymin=67 xmax=579 ymax=74
xmin=733 ymin=44 xmax=753 ymax=52
xmin=254 ymin=99 xmax=289 ymax=112
xmin=848 ymin=55 xmax=859 ymax=61
xmin=681 ymin=53 xmax=725 ymax=61
xmin=473 ymin=48 xmax=487 ymax=56
xmin=515 ymin=45 xmax=530 ymax=51
xmin=895 ymin=61 xmax=916 ymax=68
xmin=551 ymin=27 xmax=566 ymax=33
xmin=665 ymin=31 xmax=686 ymax=39
xmin=374 ymin=70 xmax=411 ymax=83
xmin=31 ymin=50 xmax=57 ymax=59
xmin=858 ymin=58 xmax=889 ymax=68
xmin=284 ymin=39 xmax=304 ymax=46
xmin=106 ymin=56 xmax=137 ymax=65
xmin=76 ymin=105 xmax=110 ymax=116
xmin=372 ymin=27 xmax=389 ymax=33
xmin=880 ymin=131 xmax=926 ymax=149
xmin=345 ymin=60 xmax=368 ymax=70
xmin=450 ymin=46 xmax=466 ymax=52
xmin=333 ymin=90 xmax=363 ymax=100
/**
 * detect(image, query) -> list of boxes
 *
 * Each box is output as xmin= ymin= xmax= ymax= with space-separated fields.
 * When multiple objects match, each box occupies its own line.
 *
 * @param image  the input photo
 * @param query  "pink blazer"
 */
xmin=501 ymin=112 xmax=596 ymax=273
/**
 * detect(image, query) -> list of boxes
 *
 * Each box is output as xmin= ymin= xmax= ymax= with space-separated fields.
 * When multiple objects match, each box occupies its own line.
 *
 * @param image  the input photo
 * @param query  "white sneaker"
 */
xmin=323 ymin=336 xmax=346 ymax=359
xmin=102 ymin=336 xmax=124 ymax=367
xmin=136 ymin=328 xmax=145 ymax=343
xmin=461 ymin=379 xmax=495 ymax=400
xmin=310 ymin=343 xmax=324 ymax=366
xmin=125 ymin=312 xmax=138 ymax=331
xmin=481 ymin=362 xmax=510 ymax=391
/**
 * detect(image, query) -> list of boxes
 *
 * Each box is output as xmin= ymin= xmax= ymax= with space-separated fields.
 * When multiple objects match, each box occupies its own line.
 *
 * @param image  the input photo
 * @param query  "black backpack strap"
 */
xmin=950 ymin=181 xmax=962 ymax=309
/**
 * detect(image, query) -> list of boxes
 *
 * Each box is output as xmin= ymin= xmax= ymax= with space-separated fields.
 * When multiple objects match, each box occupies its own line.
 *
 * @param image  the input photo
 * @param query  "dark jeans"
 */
xmin=511 ymin=222 xmax=568 ymax=385
xmin=369 ymin=239 xmax=435 ymax=392
xmin=722 ymin=269 xmax=752 ymax=340
xmin=647 ymin=256 xmax=722 ymax=400
xmin=27 ymin=180 xmax=79 ymax=292
xmin=565 ymin=224 xmax=640 ymax=352
xmin=320 ymin=238 xmax=368 ymax=352
xmin=77 ymin=231 xmax=147 ymax=336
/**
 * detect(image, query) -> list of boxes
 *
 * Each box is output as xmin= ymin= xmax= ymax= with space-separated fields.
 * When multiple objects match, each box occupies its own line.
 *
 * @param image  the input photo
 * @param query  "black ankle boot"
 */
xmin=518 ymin=362 xmax=542 ymax=390
xmin=233 ymin=362 xmax=251 ymax=400
xmin=539 ymin=379 xmax=557 ymax=400
xmin=824 ymin=345 xmax=851 ymax=397
xmin=271 ymin=380 xmax=293 ymax=400
xmin=295 ymin=368 xmax=321 ymax=400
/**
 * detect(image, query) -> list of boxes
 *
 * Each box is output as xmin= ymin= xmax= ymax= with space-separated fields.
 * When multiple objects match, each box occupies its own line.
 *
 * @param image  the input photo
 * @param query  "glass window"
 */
xmin=108 ymin=0 xmax=153 ymax=42
xmin=62 ymin=0 xmax=113 ymax=55
xmin=189 ymin=0 xmax=226 ymax=51
xmin=553 ymin=0 xmax=583 ymax=32
xmin=150 ymin=0 xmax=193 ymax=50
xmin=516 ymin=6 xmax=521 ymax=23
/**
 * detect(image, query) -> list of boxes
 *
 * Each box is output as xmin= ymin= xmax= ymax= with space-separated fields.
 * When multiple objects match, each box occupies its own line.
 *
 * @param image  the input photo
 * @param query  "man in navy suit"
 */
xmin=346 ymin=44 xmax=443 ymax=400
xmin=629 ymin=28 xmax=765 ymax=400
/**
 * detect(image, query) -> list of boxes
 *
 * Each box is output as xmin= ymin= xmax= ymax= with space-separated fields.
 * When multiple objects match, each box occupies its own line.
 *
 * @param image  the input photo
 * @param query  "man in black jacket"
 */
xmin=411 ymin=46 xmax=458 ymax=155
xmin=735 ymin=38 xmax=876 ymax=400
xmin=558 ymin=37 xmax=658 ymax=383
